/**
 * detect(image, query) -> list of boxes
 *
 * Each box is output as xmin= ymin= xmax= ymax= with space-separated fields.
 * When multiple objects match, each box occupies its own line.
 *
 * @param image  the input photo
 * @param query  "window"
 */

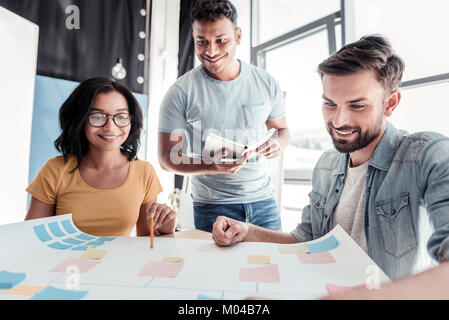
xmin=252 ymin=0 xmax=449 ymax=233
xmin=348 ymin=0 xmax=449 ymax=138
xmin=349 ymin=0 xmax=449 ymax=81
xmin=252 ymin=2 xmax=343 ymax=231
xmin=392 ymin=83 xmax=449 ymax=137
xmin=252 ymin=0 xmax=341 ymax=45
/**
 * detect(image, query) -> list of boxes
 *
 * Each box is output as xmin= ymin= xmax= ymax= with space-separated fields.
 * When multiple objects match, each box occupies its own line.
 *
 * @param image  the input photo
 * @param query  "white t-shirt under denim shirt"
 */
xmin=158 ymin=61 xmax=285 ymax=204
xmin=332 ymin=160 xmax=369 ymax=253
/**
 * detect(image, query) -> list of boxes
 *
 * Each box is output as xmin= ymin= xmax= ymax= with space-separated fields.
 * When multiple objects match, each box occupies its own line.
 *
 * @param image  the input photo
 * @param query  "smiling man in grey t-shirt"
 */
xmin=158 ymin=0 xmax=290 ymax=232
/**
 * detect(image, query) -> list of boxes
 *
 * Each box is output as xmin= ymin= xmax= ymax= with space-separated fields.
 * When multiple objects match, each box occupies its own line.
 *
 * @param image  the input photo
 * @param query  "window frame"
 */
xmin=250 ymin=1 xmax=345 ymax=185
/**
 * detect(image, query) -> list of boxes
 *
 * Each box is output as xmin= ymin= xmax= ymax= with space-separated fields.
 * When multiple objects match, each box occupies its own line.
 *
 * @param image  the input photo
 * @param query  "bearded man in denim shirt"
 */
xmin=212 ymin=35 xmax=449 ymax=299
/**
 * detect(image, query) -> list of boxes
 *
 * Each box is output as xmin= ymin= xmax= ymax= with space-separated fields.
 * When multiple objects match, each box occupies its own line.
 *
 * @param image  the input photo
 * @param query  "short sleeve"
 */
xmin=143 ymin=163 xmax=163 ymax=203
xmin=267 ymin=76 xmax=285 ymax=121
xmin=158 ymin=84 xmax=188 ymax=133
xmin=26 ymin=158 xmax=61 ymax=204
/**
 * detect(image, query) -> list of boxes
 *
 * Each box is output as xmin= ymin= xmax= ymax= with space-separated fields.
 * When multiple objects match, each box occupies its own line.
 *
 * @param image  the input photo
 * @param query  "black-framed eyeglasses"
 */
xmin=87 ymin=112 xmax=132 ymax=128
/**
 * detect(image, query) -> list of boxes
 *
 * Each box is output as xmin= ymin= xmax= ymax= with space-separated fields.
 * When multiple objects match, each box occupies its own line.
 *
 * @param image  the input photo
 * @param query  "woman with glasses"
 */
xmin=25 ymin=77 xmax=176 ymax=237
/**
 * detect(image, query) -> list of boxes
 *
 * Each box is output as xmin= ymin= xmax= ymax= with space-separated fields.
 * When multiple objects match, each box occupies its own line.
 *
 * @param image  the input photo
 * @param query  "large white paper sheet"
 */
xmin=0 ymin=214 xmax=389 ymax=300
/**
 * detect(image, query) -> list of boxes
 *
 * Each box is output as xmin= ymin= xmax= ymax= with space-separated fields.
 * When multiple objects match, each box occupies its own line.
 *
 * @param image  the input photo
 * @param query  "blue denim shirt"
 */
xmin=291 ymin=122 xmax=449 ymax=279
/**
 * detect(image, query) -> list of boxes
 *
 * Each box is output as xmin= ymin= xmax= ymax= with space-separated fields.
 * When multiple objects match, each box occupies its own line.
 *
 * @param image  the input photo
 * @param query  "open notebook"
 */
xmin=202 ymin=128 xmax=277 ymax=163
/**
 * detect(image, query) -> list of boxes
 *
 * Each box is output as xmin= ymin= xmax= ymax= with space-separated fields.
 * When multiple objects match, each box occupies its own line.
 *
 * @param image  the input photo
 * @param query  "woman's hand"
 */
xmin=137 ymin=201 xmax=177 ymax=236
xmin=148 ymin=202 xmax=177 ymax=234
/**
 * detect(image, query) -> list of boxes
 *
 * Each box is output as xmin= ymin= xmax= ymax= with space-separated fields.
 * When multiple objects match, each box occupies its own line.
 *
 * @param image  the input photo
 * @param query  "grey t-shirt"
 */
xmin=332 ymin=161 xmax=369 ymax=253
xmin=158 ymin=61 xmax=285 ymax=204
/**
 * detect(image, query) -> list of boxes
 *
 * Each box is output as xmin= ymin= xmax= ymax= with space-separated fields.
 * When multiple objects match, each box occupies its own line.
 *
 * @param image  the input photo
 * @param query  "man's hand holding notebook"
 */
xmin=202 ymin=128 xmax=278 ymax=163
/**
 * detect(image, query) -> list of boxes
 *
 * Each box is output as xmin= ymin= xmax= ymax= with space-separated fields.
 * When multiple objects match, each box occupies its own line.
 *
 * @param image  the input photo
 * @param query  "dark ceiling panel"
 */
xmin=0 ymin=0 xmax=148 ymax=93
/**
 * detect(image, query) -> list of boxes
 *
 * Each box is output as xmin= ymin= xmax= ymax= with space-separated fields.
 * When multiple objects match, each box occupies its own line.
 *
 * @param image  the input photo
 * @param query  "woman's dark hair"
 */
xmin=191 ymin=0 xmax=238 ymax=26
xmin=54 ymin=77 xmax=143 ymax=169
xmin=318 ymin=35 xmax=405 ymax=92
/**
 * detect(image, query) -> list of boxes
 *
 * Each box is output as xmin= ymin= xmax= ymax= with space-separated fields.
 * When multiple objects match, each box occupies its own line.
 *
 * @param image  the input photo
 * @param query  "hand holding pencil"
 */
xmin=147 ymin=202 xmax=177 ymax=241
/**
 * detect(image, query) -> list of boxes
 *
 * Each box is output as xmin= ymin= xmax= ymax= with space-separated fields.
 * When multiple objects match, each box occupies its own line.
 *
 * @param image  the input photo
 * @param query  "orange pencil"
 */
xmin=150 ymin=217 xmax=154 ymax=249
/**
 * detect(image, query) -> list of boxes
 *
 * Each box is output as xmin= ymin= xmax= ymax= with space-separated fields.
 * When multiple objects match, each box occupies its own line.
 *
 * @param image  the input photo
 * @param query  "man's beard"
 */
xmin=327 ymin=120 xmax=383 ymax=154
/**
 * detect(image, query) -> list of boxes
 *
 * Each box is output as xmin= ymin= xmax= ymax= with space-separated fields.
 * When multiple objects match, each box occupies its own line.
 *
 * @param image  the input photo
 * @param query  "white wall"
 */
xmin=0 ymin=7 xmax=39 ymax=225
xmin=146 ymin=0 xmax=180 ymax=203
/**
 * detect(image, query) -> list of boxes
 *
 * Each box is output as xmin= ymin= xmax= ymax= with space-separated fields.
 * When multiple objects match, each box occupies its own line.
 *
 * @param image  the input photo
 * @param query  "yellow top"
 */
xmin=26 ymin=156 xmax=163 ymax=236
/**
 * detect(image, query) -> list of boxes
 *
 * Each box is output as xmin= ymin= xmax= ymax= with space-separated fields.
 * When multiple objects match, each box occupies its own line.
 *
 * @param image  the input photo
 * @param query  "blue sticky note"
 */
xmin=71 ymin=246 xmax=89 ymax=251
xmin=33 ymin=225 xmax=52 ymax=242
xmin=307 ymin=235 xmax=339 ymax=253
xmin=98 ymin=237 xmax=116 ymax=242
xmin=61 ymin=219 xmax=78 ymax=234
xmin=48 ymin=242 xmax=73 ymax=250
xmin=84 ymin=240 xmax=105 ymax=246
xmin=197 ymin=294 xmax=222 ymax=300
xmin=0 ymin=270 xmax=26 ymax=289
xmin=62 ymin=238 xmax=86 ymax=245
xmin=30 ymin=285 xmax=88 ymax=300
xmin=48 ymin=222 xmax=65 ymax=237
xmin=75 ymin=234 xmax=96 ymax=241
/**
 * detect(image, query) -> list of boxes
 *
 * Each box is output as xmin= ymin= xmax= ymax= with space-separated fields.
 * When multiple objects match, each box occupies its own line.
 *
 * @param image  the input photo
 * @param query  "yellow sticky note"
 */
xmin=248 ymin=255 xmax=271 ymax=264
xmin=278 ymin=244 xmax=310 ymax=254
xmin=161 ymin=257 xmax=185 ymax=263
xmin=81 ymin=247 xmax=108 ymax=260
xmin=4 ymin=284 xmax=45 ymax=296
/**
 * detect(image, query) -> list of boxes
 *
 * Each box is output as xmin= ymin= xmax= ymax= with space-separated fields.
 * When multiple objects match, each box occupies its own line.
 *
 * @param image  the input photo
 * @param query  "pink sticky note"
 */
xmin=326 ymin=283 xmax=367 ymax=295
xmin=138 ymin=260 xmax=184 ymax=278
xmin=50 ymin=256 xmax=101 ymax=273
xmin=297 ymin=251 xmax=336 ymax=264
xmin=239 ymin=264 xmax=280 ymax=283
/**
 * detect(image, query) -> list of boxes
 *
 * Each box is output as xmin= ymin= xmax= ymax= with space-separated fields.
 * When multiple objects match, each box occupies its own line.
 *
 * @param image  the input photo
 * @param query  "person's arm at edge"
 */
xmin=247 ymin=260 xmax=449 ymax=301
xmin=322 ymin=260 xmax=449 ymax=300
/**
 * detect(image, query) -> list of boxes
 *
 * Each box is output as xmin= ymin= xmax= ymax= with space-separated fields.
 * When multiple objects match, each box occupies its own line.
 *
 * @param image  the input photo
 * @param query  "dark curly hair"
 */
xmin=191 ymin=0 xmax=238 ymax=26
xmin=54 ymin=77 xmax=143 ymax=170
xmin=318 ymin=35 xmax=405 ymax=92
